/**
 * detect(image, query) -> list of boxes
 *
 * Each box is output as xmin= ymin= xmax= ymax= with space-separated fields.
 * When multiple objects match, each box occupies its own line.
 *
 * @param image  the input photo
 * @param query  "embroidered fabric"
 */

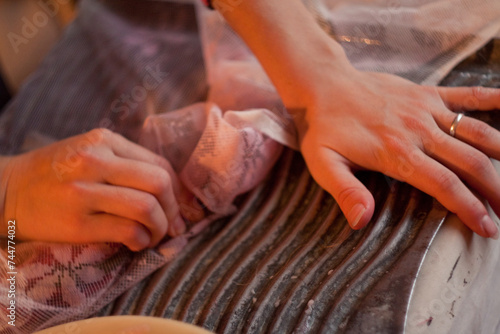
xmin=0 ymin=0 xmax=499 ymax=332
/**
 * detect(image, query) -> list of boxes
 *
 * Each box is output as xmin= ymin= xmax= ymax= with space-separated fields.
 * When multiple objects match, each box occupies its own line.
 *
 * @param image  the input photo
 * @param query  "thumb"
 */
xmin=306 ymin=148 xmax=375 ymax=230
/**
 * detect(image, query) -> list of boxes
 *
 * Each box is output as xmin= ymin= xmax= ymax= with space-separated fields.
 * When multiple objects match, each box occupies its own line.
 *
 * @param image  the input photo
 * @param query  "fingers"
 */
xmin=80 ymin=213 xmax=152 ymax=252
xmin=101 ymin=129 xmax=181 ymax=193
xmin=7 ymin=128 xmax=193 ymax=250
xmin=437 ymin=86 xmax=500 ymax=111
xmin=90 ymin=129 xmax=186 ymax=237
xmin=100 ymin=157 xmax=185 ymax=237
xmin=84 ymin=183 xmax=170 ymax=247
xmin=436 ymin=113 xmax=500 ymax=160
xmin=307 ymin=147 xmax=375 ymax=229
xmin=425 ymin=131 xmax=500 ymax=216
xmin=391 ymin=149 xmax=499 ymax=239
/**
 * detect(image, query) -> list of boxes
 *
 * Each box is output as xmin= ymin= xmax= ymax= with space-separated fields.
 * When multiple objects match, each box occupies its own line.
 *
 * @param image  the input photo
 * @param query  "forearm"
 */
xmin=216 ymin=0 xmax=353 ymax=108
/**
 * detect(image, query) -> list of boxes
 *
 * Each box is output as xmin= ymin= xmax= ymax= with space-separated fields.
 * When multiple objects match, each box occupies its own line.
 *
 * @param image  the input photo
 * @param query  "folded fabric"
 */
xmin=140 ymin=103 xmax=284 ymax=215
xmin=1 ymin=0 xmax=500 ymax=333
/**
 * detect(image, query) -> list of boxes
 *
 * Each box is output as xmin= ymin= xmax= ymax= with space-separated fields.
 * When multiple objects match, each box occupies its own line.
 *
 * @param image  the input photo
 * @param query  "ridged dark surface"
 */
xmin=102 ymin=148 xmax=446 ymax=334
xmin=101 ymin=39 xmax=500 ymax=334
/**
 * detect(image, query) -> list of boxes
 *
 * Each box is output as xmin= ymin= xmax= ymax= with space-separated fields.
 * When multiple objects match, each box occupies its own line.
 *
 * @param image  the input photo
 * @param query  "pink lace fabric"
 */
xmin=1 ymin=0 xmax=500 ymax=332
xmin=140 ymin=103 xmax=285 ymax=215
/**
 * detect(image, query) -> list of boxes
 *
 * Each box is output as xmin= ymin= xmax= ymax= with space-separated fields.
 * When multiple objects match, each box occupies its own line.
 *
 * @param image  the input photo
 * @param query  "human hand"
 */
xmin=293 ymin=67 xmax=500 ymax=239
xmin=0 ymin=129 xmax=200 ymax=251
xmin=214 ymin=0 xmax=499 ymax=238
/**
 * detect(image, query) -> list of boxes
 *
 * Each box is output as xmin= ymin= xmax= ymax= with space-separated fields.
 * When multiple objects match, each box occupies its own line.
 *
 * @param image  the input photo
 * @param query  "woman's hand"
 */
xmin=0 ymin=128 xmax=196 ymax=251
xmin=294 ymin=68 xmax=500 ymax=239
xmin=218 ymin=0 xmax=500 ymax=238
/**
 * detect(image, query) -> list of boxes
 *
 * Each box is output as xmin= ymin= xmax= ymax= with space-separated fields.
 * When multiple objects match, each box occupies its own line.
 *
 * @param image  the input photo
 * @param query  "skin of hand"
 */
xmin=217 ymin=0 xmax=500 ymax=238
xmin=0 ymin=128 xmax=203 ymax=251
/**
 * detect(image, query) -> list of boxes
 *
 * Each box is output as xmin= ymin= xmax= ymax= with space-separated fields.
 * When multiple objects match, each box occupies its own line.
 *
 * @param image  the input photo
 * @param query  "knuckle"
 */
xmin=93 ymin=127 xmax=112 ymax=138
xmin=93 ymin=128 xmax=115 ymax=145
xmin=336 ymin=186 xmax=361 ymax=209
xmin=373 ymin=135 xmax=408 ymax=170
xmin=471 ymin=86 xmax=489 ymax=100
xmin=384 ymin=134 xmax=407 ymax=154
xmin=468 ymin=121 xmax=492 ymax=143
xmin=433 ymin=170 xmax=459 ymax=193
xmin=77 ymin=145 xmax=95 ymax=159
xmin=77 ymin=149 xmax=100 ymax=169
xmin=135 ymin=195 xmax=158 ymax=219
xmin=422 ymin=131 xmax=444 ymax=154
xmin=402 ymin=115 xmax=427 ymax=133
xmin=457 ymin=199 xmax=486 ymax=224
xmin=85 ymin=128 xmax=107 ymax=146
xmin=154 ymin=154 xmax=170 ymax=167
xmin=468 ymin=199 xmax=486 ymax=217
xmin=463 ymin=151 xmax=491 ymax=175
xmin=122 ymin=224 xmax=149 ymax=251
xmin=66 ymin=181 xmax=88 ymax=198
xmin=151 ymin=169 xmax=172 ymax=194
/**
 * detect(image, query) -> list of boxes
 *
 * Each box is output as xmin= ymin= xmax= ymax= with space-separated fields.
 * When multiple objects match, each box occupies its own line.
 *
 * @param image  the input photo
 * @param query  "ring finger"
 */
xmin=436 ymin=112 xmax=500 ymax=159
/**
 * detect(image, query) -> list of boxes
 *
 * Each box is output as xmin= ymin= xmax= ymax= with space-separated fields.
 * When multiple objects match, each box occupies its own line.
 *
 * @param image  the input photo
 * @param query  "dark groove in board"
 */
xmin=197 ymin=174 xmax=318 ymax=328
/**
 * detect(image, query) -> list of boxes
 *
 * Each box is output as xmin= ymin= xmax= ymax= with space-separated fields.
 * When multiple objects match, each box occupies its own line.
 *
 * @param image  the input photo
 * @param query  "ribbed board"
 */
xmin=105 ymin=149 xmax=446 ymax=333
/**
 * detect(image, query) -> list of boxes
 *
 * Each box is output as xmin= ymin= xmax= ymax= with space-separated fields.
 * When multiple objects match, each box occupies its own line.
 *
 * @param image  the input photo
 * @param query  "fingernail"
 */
xmin=482 ymin=215 xmax=499 ymax=240
xmin=174 ymin=215 xmax=186 ymax=236
xmin=349 ymin=204 xmax=366 ymax=229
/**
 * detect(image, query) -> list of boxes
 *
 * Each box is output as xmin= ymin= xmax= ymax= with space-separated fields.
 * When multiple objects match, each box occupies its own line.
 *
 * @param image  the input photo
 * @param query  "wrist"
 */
xmin=276 ymin=39 xmax=354 ymax=108
xmin=218 ymin=0 xmax=355 ymax=107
